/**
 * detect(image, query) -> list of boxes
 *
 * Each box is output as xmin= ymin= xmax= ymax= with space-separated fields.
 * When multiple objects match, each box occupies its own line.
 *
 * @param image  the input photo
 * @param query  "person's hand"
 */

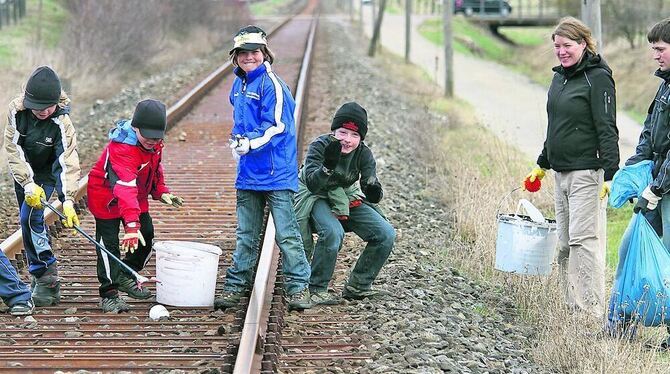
xmin=362 ymin=177 xmax=383 ymax=203
xmin=24 ymin=182 xmax=46 ymax=209
xmin=323 ymin=137 xmax=342 ymax=170
xmin=160 ymin=193 xmax=184 ymax=208
xmin=634 ymin=186 xmax=662 ymax=214
xmin=230 ymin=135 xmax=250 ymax=155
xmin=61 ymin=200 xmax=80 ymax=228
xmin=522 ymin=167 xmax=546 ymax=192
xmin=121 ymin=222 xmax=146 ymax=254
xmin=599 ymin=182 xmax=611 ymax=200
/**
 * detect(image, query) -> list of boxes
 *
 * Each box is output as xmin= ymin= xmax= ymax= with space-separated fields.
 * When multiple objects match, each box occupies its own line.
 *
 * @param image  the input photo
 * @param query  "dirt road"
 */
xmin=360 ymin=8 xmax=641 ymax=163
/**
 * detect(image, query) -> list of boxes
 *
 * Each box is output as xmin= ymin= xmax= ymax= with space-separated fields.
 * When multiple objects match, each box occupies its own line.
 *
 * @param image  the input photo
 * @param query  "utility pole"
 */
xmin=581 ymin=0 xmax=602 ymax=53
xmin=405 ymin=0 xmax=411 ymax=63
xmin=368 ymin=0 xmax=386 ymax=57
xmin=443 ymin=0 xmax=454 ymax=97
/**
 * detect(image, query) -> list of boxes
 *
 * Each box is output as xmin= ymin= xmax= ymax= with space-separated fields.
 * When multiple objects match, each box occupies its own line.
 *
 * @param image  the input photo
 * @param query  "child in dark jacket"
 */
xmin=296 ymin=102 xmax=396 ymax=305
xmin=4 ymin=66 xmax=82 ymax=310
xmin=87 ymin=99 xmax=183 ymax=313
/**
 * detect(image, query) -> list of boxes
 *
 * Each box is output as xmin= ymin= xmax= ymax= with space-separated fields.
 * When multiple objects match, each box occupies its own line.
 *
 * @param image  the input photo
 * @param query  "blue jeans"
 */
xmin=0 ymin=250 xmax=31 ymax=307
xmin=309 ymin=200 xmax=396 ymax=293
xmin=14 ymin=182 xmax=57 ymax=277
xmin=615 ymin=197 xmax=670 ymax=277
xmin=224 ymin=190 xmax=310 ymax=295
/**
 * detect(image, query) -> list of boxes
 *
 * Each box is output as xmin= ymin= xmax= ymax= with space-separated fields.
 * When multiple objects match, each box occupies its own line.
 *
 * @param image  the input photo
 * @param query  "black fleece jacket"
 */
xmin=537 ymin=52 xmax=620 ymax=181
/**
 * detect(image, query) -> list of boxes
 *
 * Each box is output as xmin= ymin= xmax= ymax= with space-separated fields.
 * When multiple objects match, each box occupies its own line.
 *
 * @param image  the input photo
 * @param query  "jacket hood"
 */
xmin=552 ymin=51 xmax=612 ymax=78
xmin=9 ymin=91 xmax=71 ymax=116
xmin=108 ymin=120 xmax=138 ymax=145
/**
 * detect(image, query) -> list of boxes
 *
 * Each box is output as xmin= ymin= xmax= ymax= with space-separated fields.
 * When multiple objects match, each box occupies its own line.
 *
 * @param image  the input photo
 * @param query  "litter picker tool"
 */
xmin=41 ymin=199 xmax=160 ymax=287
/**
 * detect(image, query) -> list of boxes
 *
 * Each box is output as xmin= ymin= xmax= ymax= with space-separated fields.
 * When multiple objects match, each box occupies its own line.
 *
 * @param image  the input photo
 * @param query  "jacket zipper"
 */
xmin=603 ymin=92 xmax=608 ymax=114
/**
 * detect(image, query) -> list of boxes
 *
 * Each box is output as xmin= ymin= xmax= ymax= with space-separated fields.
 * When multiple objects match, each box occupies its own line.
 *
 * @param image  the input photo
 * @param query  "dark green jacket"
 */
xmin=537 ymin=52 xmax=619 ymax=181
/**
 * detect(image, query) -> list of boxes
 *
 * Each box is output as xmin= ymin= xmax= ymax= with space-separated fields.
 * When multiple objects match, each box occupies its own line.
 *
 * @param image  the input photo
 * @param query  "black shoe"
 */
xmin=213 ymin=290 xmax=245 ymax=310
xmin=342 ymin=284 xmax=390 ymax=300
xmin=9 ymin=300 xmax=34 ymax=316
xmin=288 ymin=288 xmax=312 ymax=310
xmin=100 ymin=296 xmax=130 ymax=313
xmin=32 ymin=264 xmax=60 ymax=307
xmin=117 ymin=272 xmax=152 ymax=299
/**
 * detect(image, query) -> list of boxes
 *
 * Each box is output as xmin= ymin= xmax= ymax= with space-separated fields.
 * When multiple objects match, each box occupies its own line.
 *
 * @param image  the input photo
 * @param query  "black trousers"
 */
xmin=95 ymin=212 xmax=154 ymax=297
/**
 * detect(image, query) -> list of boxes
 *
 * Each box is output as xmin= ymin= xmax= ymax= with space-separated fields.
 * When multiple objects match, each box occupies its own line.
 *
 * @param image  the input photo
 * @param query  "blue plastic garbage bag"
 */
xmin=607 ymin=213 xmax=670 ymax=327
xmin=609 ymin=160 xmax=654 ymax=208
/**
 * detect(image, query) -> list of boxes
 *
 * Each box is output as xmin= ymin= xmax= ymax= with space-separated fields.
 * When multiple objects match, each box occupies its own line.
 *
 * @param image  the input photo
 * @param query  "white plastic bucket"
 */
xmin=495 ymin=199 xmax=557 ymax=276
xmin=154 ymin=241 xmax=222 ymax=307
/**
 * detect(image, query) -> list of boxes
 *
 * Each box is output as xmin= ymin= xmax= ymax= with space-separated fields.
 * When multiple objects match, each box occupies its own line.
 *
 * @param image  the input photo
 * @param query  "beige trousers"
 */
xmin=554 ymin=169 xmax=607 ymax=317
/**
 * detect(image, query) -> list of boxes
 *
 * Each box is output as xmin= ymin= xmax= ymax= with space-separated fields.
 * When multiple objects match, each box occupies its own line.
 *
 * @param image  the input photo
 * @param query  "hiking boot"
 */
xmin=100 ymin=296 xmax=130 ymax=313
xmin=9 ymin=300 xmax=34 ymax=316
xmin=342 ymin=284 xmax=390 ymax=300
xmin=310 ymin=290 xmax=341 ymax=306
xmin=31 ymin=263 xmax=60 ymax=307
xmin=288 ymin=288 xmax=313 ymax=310
xmin=213 ymin=290 xmax=245 ymax=310
xmin=117 ymin=272 xmax=152 ymax=300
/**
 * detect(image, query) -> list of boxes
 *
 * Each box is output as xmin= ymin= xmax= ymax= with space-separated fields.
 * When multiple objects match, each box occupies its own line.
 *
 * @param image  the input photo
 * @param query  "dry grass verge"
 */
xmin=376 ymin=47 xmax=670 ymax=373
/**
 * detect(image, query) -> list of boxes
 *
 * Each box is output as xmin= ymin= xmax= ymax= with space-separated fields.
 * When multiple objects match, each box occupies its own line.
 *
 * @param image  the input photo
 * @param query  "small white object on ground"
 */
xmin=149 ymin=304 xmax=170 ymax=320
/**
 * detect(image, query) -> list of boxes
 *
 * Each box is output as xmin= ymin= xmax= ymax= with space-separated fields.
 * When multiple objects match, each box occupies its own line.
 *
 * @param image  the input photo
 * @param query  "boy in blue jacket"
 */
xmin=214 ymin=25 xmax=312 ymax=310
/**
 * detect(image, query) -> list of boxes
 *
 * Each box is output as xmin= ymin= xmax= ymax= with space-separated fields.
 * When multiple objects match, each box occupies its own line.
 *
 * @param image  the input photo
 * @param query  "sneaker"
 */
xmin=342 ymin=284 xmax=390 ymax=300
xmin=288 ymin=288 xmax=313 ymax=310
xmin=310 ymin=290 xmax=341 ymax=306
xmin=213 ymin=290 xmax=245 ymax=310
xmin=32 ymin=264 xmax=60 ymax=307
xmin=9 ymin=300 xmax=34 ymax=316
xmin=117 ymin=272 xmax=152 ymax=300
xmin=100 ymin=296 xmax=130 ymax=313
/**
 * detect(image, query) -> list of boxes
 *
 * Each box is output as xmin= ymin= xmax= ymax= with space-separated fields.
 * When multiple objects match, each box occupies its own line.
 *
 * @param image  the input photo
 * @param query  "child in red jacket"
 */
xmin=87 ymin=99 xmax=183 ymax=313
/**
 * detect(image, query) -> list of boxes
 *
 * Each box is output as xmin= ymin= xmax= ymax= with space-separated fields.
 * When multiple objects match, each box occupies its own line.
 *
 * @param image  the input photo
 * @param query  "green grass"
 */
xmin=418 ymin=16 xmax=555 ymax=84
xmin=250 ymin=0 xmax=295 ymax=16
xmin=498 ymin=26 xmax=552 ymax=47
xmin=607 ymin=206 xmax=632 ymax=269
xmin=0 ymin=0 xmax=66 ymax=66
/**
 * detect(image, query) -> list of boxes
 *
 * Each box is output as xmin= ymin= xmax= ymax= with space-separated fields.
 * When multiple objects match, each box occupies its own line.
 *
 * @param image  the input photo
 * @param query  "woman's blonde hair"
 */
xmin=552 ymin=16 xmax=597 ymax=55
xmin=230 ymin=45 xmax=275 ymax=67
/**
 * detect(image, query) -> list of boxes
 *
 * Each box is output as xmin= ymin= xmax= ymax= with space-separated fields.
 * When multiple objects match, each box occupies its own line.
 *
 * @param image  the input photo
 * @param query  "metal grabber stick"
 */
xmin=41 ymin=199 xmax=160 ymax=286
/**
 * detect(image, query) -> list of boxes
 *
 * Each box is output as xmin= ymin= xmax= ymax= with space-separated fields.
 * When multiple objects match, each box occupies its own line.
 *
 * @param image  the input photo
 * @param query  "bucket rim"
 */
xmin=497 ymin=213 xmax=557 ymax=229
xmin=154 ymin=240 xmax=223 ymax=256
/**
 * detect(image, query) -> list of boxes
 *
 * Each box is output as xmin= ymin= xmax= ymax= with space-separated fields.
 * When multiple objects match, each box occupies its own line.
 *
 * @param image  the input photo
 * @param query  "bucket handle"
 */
xmin=495 ymin=187 xmax=521 ymax=218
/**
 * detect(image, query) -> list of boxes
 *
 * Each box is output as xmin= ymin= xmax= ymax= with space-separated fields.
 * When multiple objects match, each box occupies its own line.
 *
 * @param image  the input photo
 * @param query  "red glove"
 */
xmin=121 ymin=222 xmax=146 ymax=254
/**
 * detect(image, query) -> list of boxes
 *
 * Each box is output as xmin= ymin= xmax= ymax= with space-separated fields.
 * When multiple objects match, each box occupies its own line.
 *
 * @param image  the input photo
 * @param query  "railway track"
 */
xmin=0 ymin=1 xmax=375 ymax=373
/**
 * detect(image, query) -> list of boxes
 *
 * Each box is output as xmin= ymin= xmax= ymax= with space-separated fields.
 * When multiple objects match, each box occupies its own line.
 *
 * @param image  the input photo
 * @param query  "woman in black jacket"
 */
xmin=524 ymin=17 xmax=619 ymax=318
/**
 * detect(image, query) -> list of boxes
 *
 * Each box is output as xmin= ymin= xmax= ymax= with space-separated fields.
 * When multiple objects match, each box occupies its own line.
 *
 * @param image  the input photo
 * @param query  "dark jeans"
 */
xmin=309 ymin=199 xmax=395 ymax=293
xmin=224 ymin=189 xmax=311 ymax=295
xmin=14 ymin=182 xmax=56 ymax=276
xmin=94 ymin=213 xmax=154 ymax=297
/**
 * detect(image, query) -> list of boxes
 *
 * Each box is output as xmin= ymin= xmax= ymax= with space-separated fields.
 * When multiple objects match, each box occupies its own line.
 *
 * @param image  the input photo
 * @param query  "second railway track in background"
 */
xmin=0 ymin=1 xmax=372 ymax=372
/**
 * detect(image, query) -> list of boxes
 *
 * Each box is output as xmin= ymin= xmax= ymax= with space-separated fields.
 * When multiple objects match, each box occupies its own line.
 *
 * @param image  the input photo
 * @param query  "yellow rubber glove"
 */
xmin=599 ymin=182 xmax=611 ymax=200
xmin=62 ymin=200 xmax=80 ymax=228
xmin=24 ymin=182 xmax=46 ymax=209
xmin=160 ymin=193 xmax=184 ymax=208
xmin=525 ymin=167 xmax=546 ymax=183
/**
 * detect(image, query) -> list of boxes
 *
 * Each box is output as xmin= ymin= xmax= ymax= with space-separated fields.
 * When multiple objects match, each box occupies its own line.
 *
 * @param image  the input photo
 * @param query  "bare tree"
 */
xmin=602 ymin=0 xmax=657 ymax=49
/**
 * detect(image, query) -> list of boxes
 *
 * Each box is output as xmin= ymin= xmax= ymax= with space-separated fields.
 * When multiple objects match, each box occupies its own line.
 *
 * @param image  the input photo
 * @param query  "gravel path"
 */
xmin=360 ymin=8 xmax=641 ymax=162
xmin=280 ymin=5 xmax=552 ymax=372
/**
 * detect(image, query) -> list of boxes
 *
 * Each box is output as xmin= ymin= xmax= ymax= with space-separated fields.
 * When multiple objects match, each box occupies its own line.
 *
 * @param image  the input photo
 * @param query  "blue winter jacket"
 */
xmin=229 ymin=61 xmax=298 ymax=192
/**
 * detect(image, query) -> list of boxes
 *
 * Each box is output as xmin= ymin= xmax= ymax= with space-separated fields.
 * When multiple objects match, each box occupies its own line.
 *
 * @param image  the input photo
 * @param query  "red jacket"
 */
xmin=87 ymin=121 xmax=170 ymax=223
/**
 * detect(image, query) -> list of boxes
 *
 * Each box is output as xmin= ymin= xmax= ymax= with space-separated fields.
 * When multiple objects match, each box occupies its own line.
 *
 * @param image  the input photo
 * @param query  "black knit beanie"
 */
xmin=23 ymin=66 xmax=61 ymax=110
xmin=330 ymin=102 xmax=368 ymax=140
